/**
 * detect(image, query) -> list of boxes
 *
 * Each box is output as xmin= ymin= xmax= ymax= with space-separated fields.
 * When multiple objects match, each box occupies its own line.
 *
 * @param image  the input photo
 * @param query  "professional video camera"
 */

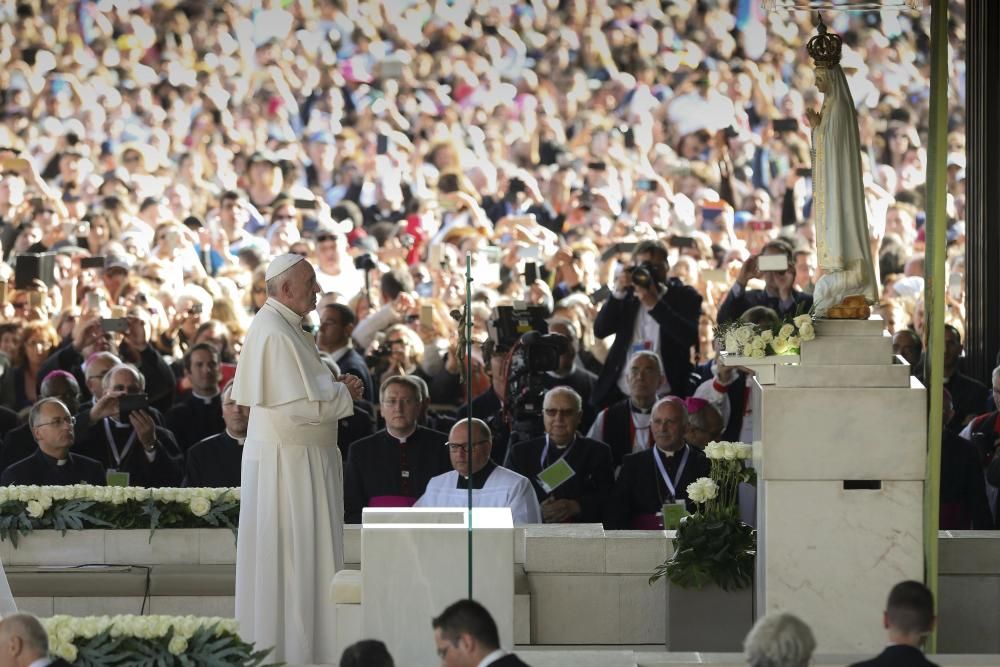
xmin=628 ymin=261 xmax=658 ymax=289
xmin=487 ymin=305 xmax=569 ymax=440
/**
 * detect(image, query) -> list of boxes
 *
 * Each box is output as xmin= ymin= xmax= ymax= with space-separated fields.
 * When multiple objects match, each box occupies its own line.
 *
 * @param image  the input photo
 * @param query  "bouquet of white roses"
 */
xmin=651 ymin=441 xmax=756 ymax=591
xmin=41 ymin=614 xmax=271 ymax=666
xmin=718 ymin=314 xmax=815 ymax=358
xmin=0 ymin=486 xmax=240 ymax=546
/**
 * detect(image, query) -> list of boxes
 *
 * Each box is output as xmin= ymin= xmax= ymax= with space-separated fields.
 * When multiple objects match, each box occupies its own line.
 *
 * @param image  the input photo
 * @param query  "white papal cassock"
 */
xmin=415 ymin=465 xmax=542 ymax=525
xmin=231 ymin=297 xmax=354 ymax=664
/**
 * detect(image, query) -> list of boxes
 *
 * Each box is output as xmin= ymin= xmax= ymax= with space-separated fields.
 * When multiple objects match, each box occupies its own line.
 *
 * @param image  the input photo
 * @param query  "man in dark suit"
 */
xmin=432 ymin=599 xmax=530 ymax=667
xmin=546 ymin=318 xmax=598 ymax=430
xmin=343 ymin=376 xmax=450 ymax=523
xmin=508 ymin=387 xmax=614 ymax=523
xmin=717 ymin=239 xmax=813 ymax=324
xmin=317 ymin=303 xmax=374 ymax=401
xmin=166 ymin=343 xmax=225 ymax=452
xmin=184 ymin=382 xmax=245 ymax=487
xmin=1 ymin=370 xmax=83 ymax=473
xmin=0 ymin=612 xmax=75 ymax=666
xmin=74 ymin=363 xmax=183 ymax=487
xmin=849 ymin=581 xmax=939 ymax=667
xmin=605 ymin=397 xmax=710 ymax=529
xmin=592 ymin=239 xmax=702 ymax=410
xmin=1 ymin=398 xmax=105 ymax=486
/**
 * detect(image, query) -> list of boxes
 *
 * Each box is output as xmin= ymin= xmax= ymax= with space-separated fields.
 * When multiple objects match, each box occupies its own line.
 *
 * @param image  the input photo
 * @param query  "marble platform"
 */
xmin=360 ymin=508 xmax=515 ymax=667
xmin=753 ymin=316 xmax=927 ymax=654
xmin=717 ymin=352 xmax=799 ymax=385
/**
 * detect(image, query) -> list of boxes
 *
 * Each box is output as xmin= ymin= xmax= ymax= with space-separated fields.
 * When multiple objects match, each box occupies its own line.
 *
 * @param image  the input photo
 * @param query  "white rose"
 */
xmin=725 ymin=334 xmax=740 ymax=353
xmin=749 ymin=347 xmax=766 ymax=358
xmin=704 ymin=442 xmax=723 ymax=460
xmin=779 ymin=323 xmax=795 ymax=339
xmin=759 ymin=330 xmax=774 ymax=343
xmin=788 ymin=335 xmax=800 ymax=348
xmin=737 ymin=443 xmax=754 ymax=460
xmin=722 ymin=443 xmax=739 ymax=460
xmin=26 ymin=500 xmax=45 ymax=519
xmin=799 ymin=322 xmax=815 ymax=341
xmin=771 ymin=337 xmax=791 ymax=355
xmin=189 ymin=497 xmax=212 ymax=517
xmin=735 ymin=325 xmax=754 ymax=344
xmin=168 ymin=635 xmax=188 ymax=655
xmin=750 ymin=336 xmax=765 ymax=351
xmin=793 ymin=314 xmax=812 ymax=328
xmin=687 ymin=477 xmax=719 ymax=504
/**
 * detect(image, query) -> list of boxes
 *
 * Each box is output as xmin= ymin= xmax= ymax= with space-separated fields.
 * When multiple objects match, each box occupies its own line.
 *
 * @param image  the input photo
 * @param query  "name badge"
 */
xmin=537 ymin=458 xmax=575 ymax=494
xmin=401 ymin=470 xmax=410 ymax=479
xmin=106 ymin=470 xmax=130 ymax=487
xmin=661 ymin=501 xmax=688 ymax=530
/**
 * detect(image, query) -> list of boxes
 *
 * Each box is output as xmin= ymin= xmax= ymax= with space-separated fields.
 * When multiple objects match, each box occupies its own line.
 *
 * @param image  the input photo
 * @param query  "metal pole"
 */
xmin=923 ymin=0 xmax=948 ymax=653
xmin=466 ymin=253 xmax=474 ymax=600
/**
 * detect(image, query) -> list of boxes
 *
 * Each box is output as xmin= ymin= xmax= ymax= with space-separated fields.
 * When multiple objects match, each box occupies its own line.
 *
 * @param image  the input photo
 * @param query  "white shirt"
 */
xmin=617 ymin=300 xmax=663 ymax=397
xmin=28 ymin=659 xmax=54 ymax=667
xmin=416 ymin=465 xmax=542 ymax=525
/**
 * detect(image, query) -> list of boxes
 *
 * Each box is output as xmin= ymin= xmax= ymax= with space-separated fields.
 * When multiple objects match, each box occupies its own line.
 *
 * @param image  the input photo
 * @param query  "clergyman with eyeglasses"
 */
xmin=0 ymin=397 xmax=104 ymax=486
xmin=415 ymin=418 xmax=541 ymax=525
xmin=344 ymin=375 xmax=450 ymax=523
xmin=507 ymin=387 xmax=614 ymax=524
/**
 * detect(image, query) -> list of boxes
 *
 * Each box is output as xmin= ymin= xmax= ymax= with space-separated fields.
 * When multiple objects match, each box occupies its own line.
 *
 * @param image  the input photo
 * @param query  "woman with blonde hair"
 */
xmin=7 ymin=321 xmax=60 ymax=410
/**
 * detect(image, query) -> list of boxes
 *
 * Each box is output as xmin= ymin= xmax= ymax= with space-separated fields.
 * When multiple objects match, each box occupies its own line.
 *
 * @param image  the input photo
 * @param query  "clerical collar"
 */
xmin=192 ymin=390 xmax=220 ymax=405
xmin=386 ymin=425 xmax=417 ymax=443
xmin=656 ymin=443 xmax=687 ymax=459
xmin=38 ymin=449 xmax=70 ymax=467
xmin=265 ymin=297 xmax=306 ymax=326
xmin=630 ymin=400 xmax=654 ymax=415
xmin=457 ymin=461 xmax=497 ymax=490
xmin=225 ymin=428 xmax=246 ymax=445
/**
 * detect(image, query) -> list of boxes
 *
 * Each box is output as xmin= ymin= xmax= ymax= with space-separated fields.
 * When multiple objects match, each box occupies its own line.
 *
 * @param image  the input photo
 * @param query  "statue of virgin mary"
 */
xmin=806 ymin=24 xmax=879 ymax=317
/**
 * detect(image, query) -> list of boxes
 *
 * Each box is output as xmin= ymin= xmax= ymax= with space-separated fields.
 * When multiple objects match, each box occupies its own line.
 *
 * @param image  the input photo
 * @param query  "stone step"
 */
xmin=774 ymin=357 xmax=912 ymax=388
xmin=814 ymin=315 xmax=885 ymax=337
xmin=799 ymin=332 xmax=893 ymax=366
xmin=753 ymin=376 xmax=927 ymax=481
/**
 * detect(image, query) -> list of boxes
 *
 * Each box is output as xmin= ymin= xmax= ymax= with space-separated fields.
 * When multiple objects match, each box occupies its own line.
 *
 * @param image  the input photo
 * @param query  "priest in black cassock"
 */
xmin=166 ymin=344 xmax=225 ymax=452
xmin=74 ymin=364 xmax=183 ymax=487
xmin=344 ymin=376 xmax=449 ymax=523
xmin=1 ymin=398 xmax=104 ymax=486
xmin=507 ymin=387 xmax=614 ymax=523
xmin=185 ymin=382 xmax=246 ymax=487
xmin=1 ymin=370 xmax=82 ymax=473
xmin=605 ymin=397 xmax=710 ymax=530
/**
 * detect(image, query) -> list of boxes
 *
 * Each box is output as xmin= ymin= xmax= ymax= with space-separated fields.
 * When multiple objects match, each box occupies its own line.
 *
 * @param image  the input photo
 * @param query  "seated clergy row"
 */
xmin=1 ymin=350 xmax=722 ymax=529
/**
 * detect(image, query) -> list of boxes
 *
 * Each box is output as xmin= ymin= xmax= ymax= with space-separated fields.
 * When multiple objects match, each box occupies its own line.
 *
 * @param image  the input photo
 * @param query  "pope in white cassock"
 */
xmin=416 ymin=418 xmax=541 ymax=525
xmin=231 ymin=253 xmax=362 ymax=664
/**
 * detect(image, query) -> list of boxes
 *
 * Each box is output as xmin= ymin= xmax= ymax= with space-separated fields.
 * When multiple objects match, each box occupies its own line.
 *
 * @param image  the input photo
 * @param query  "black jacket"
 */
xmin=1 ymin=449 xmax=106 ymax=486
xmin=184 ymin=432 xmax=243 ymax=487
xmin=335 ymin=347 xmax=375 ymax=403
xmin=605 ymin=444 xmax=711 ymax=529
xmin=166 ymin=393 xmax=226 ymax=453
xmin=74 ymin=418 xmax=184 ymax=487
xmin=491 ymin=654 xmax=532 ymax=667
xmin=507 ymin=434 xmax=614 ymax=523
xmin=849 ymin=645 xmax=939 ymax=667
xmin=592 ymin=279 xmax=701 ymax=409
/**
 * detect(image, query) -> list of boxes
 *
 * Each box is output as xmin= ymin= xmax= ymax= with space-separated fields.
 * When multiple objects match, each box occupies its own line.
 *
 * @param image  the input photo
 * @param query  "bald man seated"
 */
xmin=0 ymin=613 xmax=73 ymax=667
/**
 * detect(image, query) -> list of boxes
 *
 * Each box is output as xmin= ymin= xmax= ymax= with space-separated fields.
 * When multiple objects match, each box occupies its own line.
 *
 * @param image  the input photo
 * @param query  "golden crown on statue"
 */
xmin=806 ymin=23 xmax=843 ymax=67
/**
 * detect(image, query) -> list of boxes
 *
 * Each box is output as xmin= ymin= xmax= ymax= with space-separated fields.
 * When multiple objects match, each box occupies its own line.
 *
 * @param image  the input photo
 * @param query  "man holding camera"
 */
xmin=717 ymin=239 xmax=813 ymax=324
xmin=73 ymin=363 xmax=183 ymax=487
xmin=592 ymin=239 xmax=702 ymax=410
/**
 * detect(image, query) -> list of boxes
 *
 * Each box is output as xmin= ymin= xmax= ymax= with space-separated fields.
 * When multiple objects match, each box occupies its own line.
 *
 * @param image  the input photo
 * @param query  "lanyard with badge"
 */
xmin=103 ymin=419 xmax=134 ymax=486
xmin=655 ymin=445 xmax=690 ymax=529
xmin=537 ymin=435 xmax=576 ymax=494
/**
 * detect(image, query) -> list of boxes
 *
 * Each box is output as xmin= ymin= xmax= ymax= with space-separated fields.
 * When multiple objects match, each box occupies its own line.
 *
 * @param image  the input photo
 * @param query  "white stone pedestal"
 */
xmin=754 ymin=318 xmax=926 ymax=653
xmin=360 ymin=508 xmax=514 ymax=667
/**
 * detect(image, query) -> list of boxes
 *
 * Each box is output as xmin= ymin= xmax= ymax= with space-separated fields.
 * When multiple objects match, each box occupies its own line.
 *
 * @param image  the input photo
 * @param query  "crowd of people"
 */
xmin=0 ymin=0 xmax=993 ymax=528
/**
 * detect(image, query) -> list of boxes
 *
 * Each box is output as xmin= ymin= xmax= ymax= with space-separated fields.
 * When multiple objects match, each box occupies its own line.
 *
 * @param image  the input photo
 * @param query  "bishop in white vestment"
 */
xmin=416 ymin=418 xmax=542 ymax=525
xmin=231 ymin=254 xmax=361 ymax=664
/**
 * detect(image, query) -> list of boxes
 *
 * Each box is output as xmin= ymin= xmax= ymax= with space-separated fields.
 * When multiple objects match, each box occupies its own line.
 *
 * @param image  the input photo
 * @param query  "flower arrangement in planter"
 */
xmin=651 ymin=441 xmax=757 ymax=591
xmin=41 ymin=614 xmax=272 ymax=666
xmin=718 ymin=314 xmax=815 ymax=358
xmin=0 ymin=486 xmax=239 ymax=546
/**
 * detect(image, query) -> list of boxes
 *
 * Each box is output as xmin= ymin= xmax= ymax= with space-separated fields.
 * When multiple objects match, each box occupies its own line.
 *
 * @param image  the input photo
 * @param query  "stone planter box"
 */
xmin=666 ymin=582 xmax=753 ymax=652
xmin=0 ymin=529 xmax=236 ymax=566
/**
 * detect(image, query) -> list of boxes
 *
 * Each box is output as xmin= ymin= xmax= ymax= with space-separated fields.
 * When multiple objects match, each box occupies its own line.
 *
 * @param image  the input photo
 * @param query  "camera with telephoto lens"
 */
xmin=486 ymin=306 xmax=568 ymax=440
xmin=354 ymin=254 xmax=377 ymax=272
xmin=629 ymin=261 xmax=657 ymax=289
